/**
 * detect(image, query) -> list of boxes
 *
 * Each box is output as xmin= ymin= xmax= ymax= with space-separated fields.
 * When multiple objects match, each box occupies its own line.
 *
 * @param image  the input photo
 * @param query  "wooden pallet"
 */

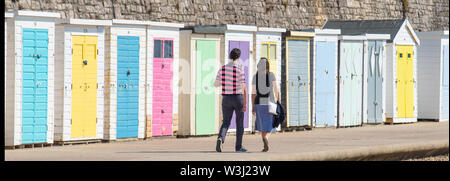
xmin=54 ymin=139 xmax=102 ymax=146
xmin=5 ymin=143 xmax=53 ymax=150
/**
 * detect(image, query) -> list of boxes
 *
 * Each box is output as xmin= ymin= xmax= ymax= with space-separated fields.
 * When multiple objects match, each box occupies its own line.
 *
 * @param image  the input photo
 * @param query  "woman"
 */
xmin=252 ymin=58 xmax=280 ymax=152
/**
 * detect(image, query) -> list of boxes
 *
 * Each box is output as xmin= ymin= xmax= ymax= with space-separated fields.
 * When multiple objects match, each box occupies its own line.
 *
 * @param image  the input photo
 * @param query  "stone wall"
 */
xmin=4 ymin=0 xmax=449 ymax=32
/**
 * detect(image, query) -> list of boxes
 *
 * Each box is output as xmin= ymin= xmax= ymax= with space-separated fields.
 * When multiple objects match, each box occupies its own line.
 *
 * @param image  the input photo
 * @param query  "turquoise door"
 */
xmin=315 ymin=41 xmax=336 ymax=127
xmin=117 ymin=36 xmax=140 ymax=138
xmin=340 ymin=41 xmax=363 ymax=127
xmin=442 ymin=45 xmax=449 ymax=120
xmin=367 ymin=41 xmax=383 ymax=123
xmin=22 ymin=28 xmax=48 ymax=144
xmin=288 ymin=39 xmax=309 ymax=126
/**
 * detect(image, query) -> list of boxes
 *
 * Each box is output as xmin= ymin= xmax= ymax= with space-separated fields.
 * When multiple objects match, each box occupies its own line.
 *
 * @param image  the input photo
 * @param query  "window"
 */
xmin=164 ymin=40 xmax=173 ymax=58
xmin=261 ymin=44 xmax=268 ymax=59
xmin=269 ymin=44 xmax=276 ymax=60
xmin=154 ymin=40 xmax=163 ymax=58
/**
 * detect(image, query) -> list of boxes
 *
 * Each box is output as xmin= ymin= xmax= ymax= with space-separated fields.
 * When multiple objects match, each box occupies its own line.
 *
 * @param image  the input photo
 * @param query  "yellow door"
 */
xmin=396 ymin=45 xmax=414 ymax=118
xmin=71 ymin=35 xmax=98 ymax=138
xmin=261 ymin=42 xmax=277 ymax=74
xmin=404 ymin=46 xmax=414 ymax=117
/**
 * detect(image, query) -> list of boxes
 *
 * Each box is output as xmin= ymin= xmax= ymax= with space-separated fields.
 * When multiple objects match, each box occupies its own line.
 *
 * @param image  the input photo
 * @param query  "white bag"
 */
xmin=268 ymin=87 xmax=278 ymax=115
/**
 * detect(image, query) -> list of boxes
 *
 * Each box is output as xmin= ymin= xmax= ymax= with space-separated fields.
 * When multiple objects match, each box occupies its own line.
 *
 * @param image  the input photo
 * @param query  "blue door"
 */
xmin=367 ymin=41 xmax=383 ymax=123
xmin=315 ymin=41 xmax=336 ymax=127
xmin=117 ymin=36 xmax=140 ymax=138
xmin=22 ymin=28 xmax=48 ymax=144
xmin=288 ymin=39 xmax=309 ymax=126
xmin=442 ymin=45 xmax=449 ymax=120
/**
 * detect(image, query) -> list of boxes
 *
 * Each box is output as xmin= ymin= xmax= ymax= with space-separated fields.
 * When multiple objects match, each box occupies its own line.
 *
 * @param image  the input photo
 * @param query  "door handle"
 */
xmin=83 ymin=60 xmax=88 ymax=65
xmin=297 ymin=76 xmax=301 ymax=81
xmin=127 ymin=70 xmax=131 ymax=76
xmin=325 ymin=69 xmax=328 ymax=74
xmin=36 ymin=82 xmax=41 ymax=87
xmin=162 ymin=64 xmax=165 ymax=69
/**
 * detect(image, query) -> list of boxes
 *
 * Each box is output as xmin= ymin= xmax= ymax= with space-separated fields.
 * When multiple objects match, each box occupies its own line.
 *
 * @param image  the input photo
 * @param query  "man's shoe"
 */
xmin=216 ymin=139 xmax=222 ymax=152
xmin=235 ymin=148 xmax=247 ymax=153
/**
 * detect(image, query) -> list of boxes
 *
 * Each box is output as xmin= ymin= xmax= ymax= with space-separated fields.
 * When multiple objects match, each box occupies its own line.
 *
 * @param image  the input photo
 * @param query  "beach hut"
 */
xmin=311 ymin=29 xmax=341 ymax=127
xmin=54 ymin=19 xmax=111 ymax=143
xmin=103 ymin=19 xmax=148 ymax=140
xmin=4 ymin=11 xmax=13 ymax=127
xmin=324 ymin=19 xmax=421 ymax=124
xmin=255 ymin=27 xmax=286 ymax=90
xmin=187 ymin=25 xmax=257 ymax=133
xmin=5 ymin=10 xmax=60 ymax=147
xmin=178 ymin=28 xmax=224 ymax=136
xmin=417 ymin=31 xmax=449 ymax=122
xmin=282 ymin=30 xmax=314 ymax=128
xmin=146 ymin=21 xmax=184 ymax=137
xmin=337 ymin=35 xmax=365 ymax=127
xmin=363 ymin=34 xmax=390 ymax=124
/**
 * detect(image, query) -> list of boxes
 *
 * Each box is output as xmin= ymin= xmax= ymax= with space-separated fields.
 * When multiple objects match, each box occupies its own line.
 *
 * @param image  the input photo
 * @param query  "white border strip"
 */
xmin=339 ymin=35 xmax=367 ymax=40
xmin=226 ymin=24 xmax=257 ymax=32
xmin=5 ymin=11 xmax=14 ymax=18
xmin=58 ymin=19 xmax=112 ymax=26
xmin=15 ymin=10 xmax=60 ymax=18
xmin=258 ymin=27 xmax=286 ymax=33
xmin=365 ymin=34 xmax=391 ymax=40
xmin=314 ymin=29 xmax=341 ymax=35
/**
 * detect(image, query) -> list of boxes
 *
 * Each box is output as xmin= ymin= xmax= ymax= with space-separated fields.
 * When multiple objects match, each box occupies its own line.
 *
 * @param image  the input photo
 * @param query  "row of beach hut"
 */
xmin=4 ymin=10 xmax=449 ymax=147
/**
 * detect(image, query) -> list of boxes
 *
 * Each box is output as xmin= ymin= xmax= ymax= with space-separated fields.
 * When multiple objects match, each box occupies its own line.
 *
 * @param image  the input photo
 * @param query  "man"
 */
xmin=214 ymin=48 xmax=248 ymax=152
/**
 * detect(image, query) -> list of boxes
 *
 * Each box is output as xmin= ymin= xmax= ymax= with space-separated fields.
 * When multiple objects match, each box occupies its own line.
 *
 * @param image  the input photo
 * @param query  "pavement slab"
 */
xmin=4 ymin=122 xmax=449 ymax=161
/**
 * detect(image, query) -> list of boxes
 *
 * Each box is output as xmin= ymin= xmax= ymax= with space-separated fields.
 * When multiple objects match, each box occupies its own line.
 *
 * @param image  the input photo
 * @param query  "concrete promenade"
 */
xmin=5 ymin=122 xmax=449 ymax=161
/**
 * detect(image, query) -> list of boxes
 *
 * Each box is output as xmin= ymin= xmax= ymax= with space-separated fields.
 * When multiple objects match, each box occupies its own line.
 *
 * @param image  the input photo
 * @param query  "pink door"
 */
xmin=152 ymin=39 xmax=174 ymax=136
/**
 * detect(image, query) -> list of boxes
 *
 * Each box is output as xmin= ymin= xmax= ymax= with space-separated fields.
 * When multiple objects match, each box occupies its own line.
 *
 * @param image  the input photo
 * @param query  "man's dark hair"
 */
xmin=229 ymin=48 xmax=241 ymax=60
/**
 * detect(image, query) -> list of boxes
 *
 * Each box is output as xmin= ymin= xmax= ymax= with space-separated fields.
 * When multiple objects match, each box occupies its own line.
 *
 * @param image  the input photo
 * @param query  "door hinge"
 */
xmin=97 ymin=83 xmax=98 ymax=89
xmin=71 ymin=48 xmax=73 ymax=54
xmin=96 ymin=118 xmax=98 ymax=124
xmin=71 ymin=84 xmax=73 ymax=90
xmin=97 ymin=49 xmax=99 ymax=55
xmin=71 ymin=119 xmax=72 ymax=125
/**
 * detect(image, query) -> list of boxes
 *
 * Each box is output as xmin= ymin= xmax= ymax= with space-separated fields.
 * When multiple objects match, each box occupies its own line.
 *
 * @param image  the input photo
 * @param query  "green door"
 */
xmin=195 ymin=40 xmax=216 ymax=135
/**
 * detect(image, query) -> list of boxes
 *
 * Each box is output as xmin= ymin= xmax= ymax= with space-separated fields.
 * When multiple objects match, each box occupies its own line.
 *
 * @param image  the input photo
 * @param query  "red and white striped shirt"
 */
xmin=215 ymin=62 xmax=245 ymax=95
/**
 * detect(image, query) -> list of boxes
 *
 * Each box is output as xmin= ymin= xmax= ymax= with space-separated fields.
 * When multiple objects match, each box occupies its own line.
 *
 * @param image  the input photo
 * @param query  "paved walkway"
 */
xmin=5 ymin=122 xmax=449 ymax=161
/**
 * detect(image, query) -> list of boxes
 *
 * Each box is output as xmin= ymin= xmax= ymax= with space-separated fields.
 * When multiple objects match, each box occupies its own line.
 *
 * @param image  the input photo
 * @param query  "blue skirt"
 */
xmin=254 ymin=105 xmax=276 ymax=132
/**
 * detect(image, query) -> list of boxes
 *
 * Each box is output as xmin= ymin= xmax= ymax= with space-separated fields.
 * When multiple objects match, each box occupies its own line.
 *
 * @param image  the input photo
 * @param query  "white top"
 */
xmin=257 ymin=27 xmax=286 ymax=33
xmin=5 ymin=11 xmax=14 ymax=18
xmin=58 ymin=18 xmax=112 ymax=26
xmin=146 ymin=21 xmax=184 ymax=28
xmin=339 ymin=35 xmax=367 ymax=41
xmin=226 ymin=24 xmax=257 ymax=32
xmin=15 ymin=10 xmax=60 ymax=18
xmin=365 ymin=34 xmax=390 ymax=40
xmin=314 ymin=29 xmax=341 ymax=35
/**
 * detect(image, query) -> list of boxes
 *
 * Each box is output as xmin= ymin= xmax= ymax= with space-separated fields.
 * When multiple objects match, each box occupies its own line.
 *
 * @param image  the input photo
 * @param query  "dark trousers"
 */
xmin=218 ymin=94 xmax=244 ymax=150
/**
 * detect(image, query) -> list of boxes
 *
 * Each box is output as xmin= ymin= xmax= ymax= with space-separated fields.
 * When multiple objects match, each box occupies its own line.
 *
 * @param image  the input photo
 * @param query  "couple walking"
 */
xmin=214 ymin=48 xmax=281 ymax=153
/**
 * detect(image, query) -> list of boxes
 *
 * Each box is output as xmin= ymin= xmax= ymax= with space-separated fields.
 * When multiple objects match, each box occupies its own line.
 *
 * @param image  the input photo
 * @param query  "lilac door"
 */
xmin=228 ymin=41 xmax=250 ymax=130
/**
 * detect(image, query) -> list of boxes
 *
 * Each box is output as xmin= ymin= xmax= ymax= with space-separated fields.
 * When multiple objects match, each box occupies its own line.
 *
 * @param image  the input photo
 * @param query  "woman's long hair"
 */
xmin=256 ymin=58 xmax=270 ymax=88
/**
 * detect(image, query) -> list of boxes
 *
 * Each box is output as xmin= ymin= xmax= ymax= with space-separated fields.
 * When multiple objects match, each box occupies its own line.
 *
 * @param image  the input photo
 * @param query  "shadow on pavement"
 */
xmin=116 ymin=151 xmax=243 ymax=154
